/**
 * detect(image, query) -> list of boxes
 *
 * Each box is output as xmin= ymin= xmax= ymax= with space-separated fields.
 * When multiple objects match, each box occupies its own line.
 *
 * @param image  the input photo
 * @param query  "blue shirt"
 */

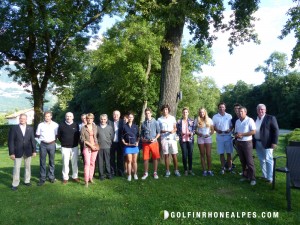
xmin=141 ymin=118 xmax=160 ymax=141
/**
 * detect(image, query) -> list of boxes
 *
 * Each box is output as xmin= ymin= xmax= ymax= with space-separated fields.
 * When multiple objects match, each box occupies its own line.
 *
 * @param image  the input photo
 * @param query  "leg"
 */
xmin=236 ymin=141 xmax=247 ymax=175
xmin=265 ymin=148 xmax=274 ymax=182
xmin=71 ymin=146 xmax=79 ymax=179
xmin=48 ymin=143 xmax=56 ymax=181
xmin=83 ymin=148 xmax=91 ymax=183
xmin=127 ymin=154 xmax=132 ymax=176
xmin=180 ymin=142 xmax=188 ymax=172
xmin=89 ymin=151 xmax=98 ymax=181
xmin=116 ymin=143 xmax=124 ymax=175
xmin=220 ymin=154 xmax=225 ymax=169
xmin=256 ymin=141 xmax=267 ymax=178
xmin=24 ymin=156 xmax=32 ymax=184
xmin=61 ymin=147 xmax=71 ymax=180
xmin=12 ymin=158 xmax=22 ymax=187
xmin=187 ymin=142 xmax=194 ymax=171
xmin=199 ymin=144 xmax=206 ymax=171
xmin=132 ymin=153 xmax=138 ymax=175
xmin=110 ymin=143 xmax=117 ymax=176
xmin=205 ymin=143 xmax=212 ymax=171
xmin=172 ymin=154 xmax=178 ymax=171
xmin=39 ymin=143 xmax=47 ymax=182
xmin=226 ymin=153 xmax=232 ymax=170
xmin=104 ymin=148 xmax=111 ymax=177
xmin=98 ymin=149 xmax=105 ymax=178
xmin=244 ymin=141 xmax=256 ymax=181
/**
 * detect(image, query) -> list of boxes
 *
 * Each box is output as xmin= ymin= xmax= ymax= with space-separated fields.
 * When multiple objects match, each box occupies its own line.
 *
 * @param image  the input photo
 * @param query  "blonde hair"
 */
xmin=197 ymin=108 xmax=210 ymax=128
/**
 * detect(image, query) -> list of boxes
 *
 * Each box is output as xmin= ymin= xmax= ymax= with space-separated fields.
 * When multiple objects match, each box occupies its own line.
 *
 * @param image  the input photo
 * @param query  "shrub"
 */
xmin=285 ymin=128 xmax=300 ymax=145
xmin=0 ymin=125 xmax=13 ymax=146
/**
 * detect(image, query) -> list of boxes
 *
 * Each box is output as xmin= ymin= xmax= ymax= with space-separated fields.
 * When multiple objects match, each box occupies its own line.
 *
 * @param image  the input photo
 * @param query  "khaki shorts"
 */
xmin=161 ymin=139 xmax=178 ymax=155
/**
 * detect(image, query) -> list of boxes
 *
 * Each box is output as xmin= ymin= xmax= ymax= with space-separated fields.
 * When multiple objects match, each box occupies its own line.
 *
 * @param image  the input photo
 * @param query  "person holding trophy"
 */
xmin=140 ymin=108 xmax=161 ymax=180
xmin=122 ymin=112 xmax=140 ymax=181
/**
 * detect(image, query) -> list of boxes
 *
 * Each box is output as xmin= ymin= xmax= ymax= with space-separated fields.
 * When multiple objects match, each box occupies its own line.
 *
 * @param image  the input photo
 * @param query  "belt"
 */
xmin=255 ymin=139 xmax=261 ymax=141
xmin=41 ymin=141 xmax=56 ymax=145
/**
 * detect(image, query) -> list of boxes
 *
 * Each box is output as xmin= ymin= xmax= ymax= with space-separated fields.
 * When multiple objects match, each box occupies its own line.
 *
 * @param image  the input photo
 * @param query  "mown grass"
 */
xmin=0 ymin=135 xmax=299 ymax=225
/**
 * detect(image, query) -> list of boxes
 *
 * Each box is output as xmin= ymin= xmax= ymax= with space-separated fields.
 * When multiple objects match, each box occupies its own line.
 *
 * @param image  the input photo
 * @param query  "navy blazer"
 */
xmin=257 ymin=114 xmax=279 ymax=149
xmin=8 ymin=125 xmax=36 ymax=158
xmin=108 ymin=120 xmax=124 ymax=143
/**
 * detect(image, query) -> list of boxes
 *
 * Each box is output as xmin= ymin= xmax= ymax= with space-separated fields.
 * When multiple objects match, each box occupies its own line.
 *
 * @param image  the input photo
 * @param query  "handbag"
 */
xmin=92 ymin=144 xmax=100 ymax=151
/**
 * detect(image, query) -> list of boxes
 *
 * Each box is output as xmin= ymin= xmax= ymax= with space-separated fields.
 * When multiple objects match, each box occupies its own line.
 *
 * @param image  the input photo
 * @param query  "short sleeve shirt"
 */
xmin=36 ymin=121 xmax=59 ymax=142
xmin=235 ymin=116 xmax=256 ymax=141
xmin=157 ymin=115 xmax=176 ymax=141
xmin=212 ymin=113 xmax=232 ymax=136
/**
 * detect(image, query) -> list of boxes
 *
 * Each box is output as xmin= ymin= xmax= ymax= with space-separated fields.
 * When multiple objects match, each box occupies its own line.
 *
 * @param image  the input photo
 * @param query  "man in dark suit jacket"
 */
xmin=108 ymin=110 xmax=125 ymax=176
xmin=254 ymin=104 xmax=279 ymax=183
xmin=8 ymin=113 xmax=36 ymax=191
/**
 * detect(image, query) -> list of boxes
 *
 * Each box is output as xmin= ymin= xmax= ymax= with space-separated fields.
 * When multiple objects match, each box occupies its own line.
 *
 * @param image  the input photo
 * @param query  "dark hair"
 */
xmin=233 ymin=103 xmax=241 ymax=108
xmin=182 ymin=107 xmax=189 ymax=112
xmin=160 ymin=104 xmax=171 ymax=112
xmin=218 ymin=102 xmax=226 ymax=108
xmin=145 ymin=107 xmax=152 ymax=113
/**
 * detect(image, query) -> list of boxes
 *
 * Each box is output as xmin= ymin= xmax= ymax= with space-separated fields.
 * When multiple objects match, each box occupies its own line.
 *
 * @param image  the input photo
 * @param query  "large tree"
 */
xmin=0 ymin=0 xmax=119 ymax=129
xmin=127 ymin=0 xmax=260 ymax=114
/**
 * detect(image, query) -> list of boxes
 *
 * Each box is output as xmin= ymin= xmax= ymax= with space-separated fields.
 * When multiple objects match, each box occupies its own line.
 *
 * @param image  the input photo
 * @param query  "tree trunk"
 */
xmin=159 ymin=21 xmax=184 ymax=116
xmin=32 ymin=83 xmax=46 ymax=131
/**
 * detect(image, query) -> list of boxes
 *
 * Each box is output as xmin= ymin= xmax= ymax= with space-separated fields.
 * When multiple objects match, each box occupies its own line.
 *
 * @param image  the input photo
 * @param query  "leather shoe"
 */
xmin=24 ymin=183 xmax=32 ymax=186
xmin=72 ymin=178 xmax=80 ymax=183
xmin=37 ymin=181 xmax=45 ymax=186
xmin=11 ymin=186 xmax=18 ymax=191
xmin=63 ymin=180 xmax=68 ymax=184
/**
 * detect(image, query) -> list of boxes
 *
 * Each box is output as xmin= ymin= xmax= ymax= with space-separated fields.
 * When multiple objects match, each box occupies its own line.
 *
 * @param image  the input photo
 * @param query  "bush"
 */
xmin=0 ymin=125 xmax=13 ymax=146
xmin=285 ymin=128 xmax=300 ymax=145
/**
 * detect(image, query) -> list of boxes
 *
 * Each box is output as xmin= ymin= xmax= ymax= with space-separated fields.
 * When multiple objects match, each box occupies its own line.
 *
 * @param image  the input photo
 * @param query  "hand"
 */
xmin=10 ymin=155 xmax=15 ymax=160
xmin=204 ymin=134 xmax=210 ymax=138
xmin=135 ymin=142 xmax=139 ymax=146
xmin=33 ymin=153 xmax=37 ymax=157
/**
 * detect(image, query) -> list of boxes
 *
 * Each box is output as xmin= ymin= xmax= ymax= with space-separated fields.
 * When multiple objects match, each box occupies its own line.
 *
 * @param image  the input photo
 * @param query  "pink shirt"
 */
xmin=181 ymin=120 xmax=190 ymax=142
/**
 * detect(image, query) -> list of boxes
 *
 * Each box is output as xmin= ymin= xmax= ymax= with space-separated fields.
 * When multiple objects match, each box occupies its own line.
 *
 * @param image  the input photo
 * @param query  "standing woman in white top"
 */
xmin=194 ymin=108 xmax=214 ymax=176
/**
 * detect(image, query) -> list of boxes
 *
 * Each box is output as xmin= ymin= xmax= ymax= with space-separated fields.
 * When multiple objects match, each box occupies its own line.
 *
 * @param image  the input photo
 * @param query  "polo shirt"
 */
xmin=235 ymin=116 xmax=256 ymax=141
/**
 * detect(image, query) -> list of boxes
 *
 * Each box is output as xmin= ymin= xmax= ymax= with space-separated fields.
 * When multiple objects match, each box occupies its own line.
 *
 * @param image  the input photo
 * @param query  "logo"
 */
xmin=160 ymin=210 xmax=169 ymax=220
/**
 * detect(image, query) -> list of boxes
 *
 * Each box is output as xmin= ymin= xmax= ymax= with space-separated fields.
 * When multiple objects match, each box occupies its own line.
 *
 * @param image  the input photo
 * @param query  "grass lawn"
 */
xmin=0 ymin=135 xmax=299 ymax=225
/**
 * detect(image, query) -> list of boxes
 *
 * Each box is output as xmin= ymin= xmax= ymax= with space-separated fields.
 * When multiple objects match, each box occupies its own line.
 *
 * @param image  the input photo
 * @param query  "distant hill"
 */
xmin=0 ymin=68 xmax=57 ymax=113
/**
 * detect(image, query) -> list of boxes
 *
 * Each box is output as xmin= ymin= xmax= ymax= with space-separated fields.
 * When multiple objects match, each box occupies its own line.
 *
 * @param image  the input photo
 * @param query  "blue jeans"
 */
xmin=255 ymin=141 xmax=273 ymax=181
xmin=180 ymin=141 xmax=194 ymax=171
xmin=39 ymin=142 xmax=56 ymax=181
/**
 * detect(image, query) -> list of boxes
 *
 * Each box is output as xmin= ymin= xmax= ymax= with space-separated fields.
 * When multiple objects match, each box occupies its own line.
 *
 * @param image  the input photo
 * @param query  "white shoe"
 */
xmin=174 ymin=170 xmax=181 ymax=177
xmin=165 ymin=171 xmax=171 ymax=177
xmin=134 ymin=174 xmax=138 ymax=180
xmin=153 ymin=172 xmax=159 ymax=179
xmin=127 ymin=175 xmax=132 ymax=181
xmin=142 ymin=173 xmax=148 ymax=180
xmin=250 ymin=180 xmax=256 ymax=186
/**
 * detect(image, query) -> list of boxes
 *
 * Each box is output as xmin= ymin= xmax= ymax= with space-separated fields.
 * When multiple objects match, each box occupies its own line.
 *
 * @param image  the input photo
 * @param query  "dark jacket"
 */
xmin=8 ymin=125 xmax=36 ymax=158
xmin=57 ymin=122 xmax=80 ymax=148
xmin=254 ymin=114 xmax=279 ymax=149
xmin=108 ymin=120 xmax=124 ymax=143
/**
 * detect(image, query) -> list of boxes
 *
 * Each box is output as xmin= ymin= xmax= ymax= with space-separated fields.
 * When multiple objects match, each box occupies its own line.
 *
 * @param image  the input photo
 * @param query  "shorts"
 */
xmin=216 ymin=135 xmax=233 ymax=154
xmin=142 ymin=142 xmax=160 ymax=160
xmin=161 ymin=139 xmax=178 ymax=155
xmin=197 ymin=136 xmax=212 ymax=144
xmin=124 ymin=146 xmax=139 ymax=155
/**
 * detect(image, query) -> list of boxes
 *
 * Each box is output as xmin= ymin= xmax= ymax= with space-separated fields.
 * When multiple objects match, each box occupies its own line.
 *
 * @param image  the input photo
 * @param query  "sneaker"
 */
xmin=203 ymin=171 xmax=207 ymax=176
xmin=153 ymin=172 xmax=159 ymax=179
xmin=127 ymin=175 xmax=132 ymax=181
xmin=134 ymin=174 xmax=138 ymax=180
xmin=207 ymin=171 xmax=214 ymax=176
xmin=189 ymin=170 xmax=195 ymax=176
xmin=184 ymin=171 xmax=188 ymax=176
xmin=142 ymin=173 xmax=148 ymax=180
xmin=165 ymin=171 xmax=171 ymax=178
xmin=220 ymin=169 xmax=225 ymax=175
xmin=174 ymin=170 xmax=181 ymax=177
xmin=250 ymin=180 xmax=256 ymax=186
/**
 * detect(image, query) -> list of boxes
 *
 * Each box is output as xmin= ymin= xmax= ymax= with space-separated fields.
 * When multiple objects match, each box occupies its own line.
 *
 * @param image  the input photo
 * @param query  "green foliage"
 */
xmin=279 ymin=0 xmax=300 ymax=67
xmin=286 ymin=128 xmax=300 ymax=144
xmin=0 ymin=125 xmax=13 ymax=146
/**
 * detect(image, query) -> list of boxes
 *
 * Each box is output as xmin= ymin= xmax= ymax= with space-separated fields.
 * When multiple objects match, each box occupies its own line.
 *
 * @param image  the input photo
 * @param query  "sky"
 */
xmin=97 ymin=0 xmax=299 ymax=89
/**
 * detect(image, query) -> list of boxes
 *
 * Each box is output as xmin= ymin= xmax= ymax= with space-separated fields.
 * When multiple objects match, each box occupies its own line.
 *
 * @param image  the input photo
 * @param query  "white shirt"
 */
xmin=235 ymin=116 xmax=256 ymax=141
xmin=194 ymin=118 xmax=213 ymax=136
xmin=255 ymin=114 xmax=265 ymax=139
xmin=113 ymin=121 xmax=119 ymax=142
xmin=36 ymin=121 xmax=59 ymax=142
xmin=19 ymin=124 xmax=26 ymax=136
xmin=158 ymin=115 xmax=176 ymax=140
xmin=212 ymin=112 xmax=232 ymax=136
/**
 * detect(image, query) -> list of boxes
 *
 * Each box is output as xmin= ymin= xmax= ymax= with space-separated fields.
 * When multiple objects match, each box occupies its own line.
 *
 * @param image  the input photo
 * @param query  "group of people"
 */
xmin=8 ymin=102 xmax=279 ymax=190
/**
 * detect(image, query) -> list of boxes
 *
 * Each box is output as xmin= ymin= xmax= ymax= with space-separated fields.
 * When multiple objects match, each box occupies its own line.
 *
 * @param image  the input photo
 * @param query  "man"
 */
xmin=235 ymin=106 xmax=257 ymax=186
xmin=254 ymin=104 xmax=279 ymax=183
xmin=231 ymin=103 xmax=242 ymax=132
xmin=141 ymin=108 xmax=161 ymax=180
xmin=8 ymin=114 xmax=36 ymax=191
xmin=157 ymin=104 xmax=180 ymax=177
xmin=97 ymin=114 xmax=114 ymax=180
xmin=36 ymin=111 xmax=59 ymax=186
xmin=79 ymin=113 xmax=87 ymax=162
xmin=108 ymin=110 xmax=124 ymax=177
xmin=212 ymin=102 xmax=234 ymax=174
xmin=57 ymin=112 xmax=80 ymax=184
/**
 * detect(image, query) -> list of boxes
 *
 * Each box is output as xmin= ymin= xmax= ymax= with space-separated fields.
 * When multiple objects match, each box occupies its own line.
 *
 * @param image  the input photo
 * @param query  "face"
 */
xmin=113 ymin=111 xmax=120 ymax=121
xmin=199 ymin=109 xmax=206 ymax=118
xmin=145 ymin=111 xmax=152 ymax=120
xmin=182 ymin=109 xmax=189 ymax=118
xmin=238 ymin=108 xmax=247 ymax=119
xmin=100 ymin=116 xmax=107 ymax=125
xmin=218 ymin=104 xmax=226 ymax=114
xmin=65 ymin=113 xmax=74 ymax=123
xmin=19 ymin=115 xmax=27 ymax=125
xmin=257 ymin=106 xmax=266 ymax=118
xmin=44 ymin=113 xmax=52 ymax=122
xmin=123 ymin=116 xmax=128 ymax=123
xmin=81 ymin=115 xmax=87 ymax=124
xmin=234 ymin=106 xmax=240 ymax=115
xmin=86 ymin=116 xmax=94 ymax=124
xmin=162 ymin=108 xmax=169 ymax=116
xmin=128 ymin=114 xmax=134 ymax=123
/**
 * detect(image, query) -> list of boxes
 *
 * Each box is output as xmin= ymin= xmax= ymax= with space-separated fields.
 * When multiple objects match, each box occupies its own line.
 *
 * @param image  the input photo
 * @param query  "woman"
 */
xmin=176 ymin=107 xmax=195 ymax=176
xmin=80 ymin=113 xmax=99 ymax=187
xmin=122 ymin=112 xmax=139 ymax=181
xmin=194 ymin=108 xmax=214 ymax=176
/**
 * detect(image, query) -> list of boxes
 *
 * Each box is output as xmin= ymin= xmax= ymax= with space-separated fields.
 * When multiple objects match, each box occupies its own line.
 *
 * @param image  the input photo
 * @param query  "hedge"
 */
xmin=0 ymin=125 xmax=14 ymax=146
xmin=285 ymin=128 xmax=300 ymax=145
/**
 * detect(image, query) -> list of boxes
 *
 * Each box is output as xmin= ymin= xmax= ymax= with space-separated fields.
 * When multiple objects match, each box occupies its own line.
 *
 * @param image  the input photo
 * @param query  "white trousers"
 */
xmin=61 ymin=146 xmax=79 ymax=180
xmin=12 ymin=156 xmax=32 ymax=187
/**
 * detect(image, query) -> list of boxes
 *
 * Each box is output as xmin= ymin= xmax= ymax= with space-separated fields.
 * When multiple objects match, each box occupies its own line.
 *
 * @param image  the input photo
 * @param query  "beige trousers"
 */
xmin=12 ymin=156 xmax=32 ymax=187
